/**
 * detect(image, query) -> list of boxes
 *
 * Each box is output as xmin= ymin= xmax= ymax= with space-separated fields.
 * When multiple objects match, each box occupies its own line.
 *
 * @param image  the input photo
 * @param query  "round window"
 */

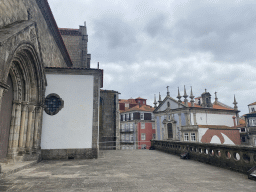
xmin=44 ymin=93 xmax=64 ymax=115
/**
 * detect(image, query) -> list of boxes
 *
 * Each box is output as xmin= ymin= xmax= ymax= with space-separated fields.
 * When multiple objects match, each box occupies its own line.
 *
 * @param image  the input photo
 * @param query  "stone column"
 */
xmin=178 ymin=113 xmax=182 ymax=140
xmin=25 ymin=105 xmax=35 ymax=154
xmin=18 ymin=102 xmax=28 ymax=154
xmin=33 ymin=106 xmax=43 ymax=152
xmin=12 ymin=101 xmax=22 ymax=154
xmin=7 ymin=102 xmax=18 ymax=158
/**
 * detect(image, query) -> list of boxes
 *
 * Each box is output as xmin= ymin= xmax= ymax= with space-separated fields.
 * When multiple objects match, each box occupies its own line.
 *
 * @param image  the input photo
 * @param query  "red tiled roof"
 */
xmin=183 ymin=102 xmax=234 ymax=111
xmin=122 ymin=104 xmax=154 ymax=113
xmin=248 ymin=102 xmax=256 ymax=106
xmin=135 ymin=97 xmax=146 ymax=100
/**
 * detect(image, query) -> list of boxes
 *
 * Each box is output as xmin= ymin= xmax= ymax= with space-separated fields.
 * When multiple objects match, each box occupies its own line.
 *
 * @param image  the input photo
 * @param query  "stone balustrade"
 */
xmin=151 ymin=140 xmax=256 ymax=173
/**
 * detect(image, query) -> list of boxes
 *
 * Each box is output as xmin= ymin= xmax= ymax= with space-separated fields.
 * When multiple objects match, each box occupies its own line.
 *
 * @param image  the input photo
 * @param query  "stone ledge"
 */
xmin=41 ymin=148 xmax=95 ymax=160
xmin=0 ymin=160 xmax=37 ymax=179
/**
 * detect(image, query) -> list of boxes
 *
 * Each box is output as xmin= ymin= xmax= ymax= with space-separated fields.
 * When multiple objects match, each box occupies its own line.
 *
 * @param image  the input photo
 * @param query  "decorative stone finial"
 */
xmin=166 ymin=86 xmax=170 ymax=96
xmin=183 ymin=85 xmax=188 ymax=107
xmin=233 ymin=95 xmax=238 ymax=111
xmin=153 ymin=94 xmax=157 ymax=108
xmin=190 ymin=86 xmax=195 ymax=107
xmin=214 ymin=91 xmax=218 ymax=104
xmin=177 ymin=87 xmax=182 ymax=103
xmin=158 ymin=92 xmax=162 ymax=104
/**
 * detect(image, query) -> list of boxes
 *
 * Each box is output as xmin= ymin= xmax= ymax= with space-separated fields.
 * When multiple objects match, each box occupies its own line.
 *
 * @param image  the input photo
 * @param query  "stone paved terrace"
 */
xmin=1 ymin=150 xmax=256 ymax=192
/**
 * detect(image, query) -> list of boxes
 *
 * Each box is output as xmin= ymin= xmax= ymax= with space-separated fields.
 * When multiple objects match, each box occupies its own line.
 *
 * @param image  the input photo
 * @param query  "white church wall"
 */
xmin=41 ymin=74 xmax=94 ymax=150
xmin=196 ymin=113 xmax=234 ymax=126
xmin=190 ymin=113 xmax=194 ymax=125
xmin=158 ymin=99 xmax=179 ymax=112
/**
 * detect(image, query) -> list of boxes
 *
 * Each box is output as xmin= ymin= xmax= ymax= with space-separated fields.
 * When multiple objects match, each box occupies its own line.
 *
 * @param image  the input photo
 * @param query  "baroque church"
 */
xmin=0 ymin=0 xmax=102 ymax=163
xmin=153 ymin=86 xmax=241 ymax=145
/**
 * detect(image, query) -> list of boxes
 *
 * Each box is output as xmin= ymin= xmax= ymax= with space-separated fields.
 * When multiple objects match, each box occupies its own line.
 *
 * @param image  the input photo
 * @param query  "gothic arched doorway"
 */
xmin=167 ymin=123 xmax=173 ymax=139
xmin=0 ymin=75 xmax=14 ymax=158
xmin=0 ymin=43 xmax=46 ymax=161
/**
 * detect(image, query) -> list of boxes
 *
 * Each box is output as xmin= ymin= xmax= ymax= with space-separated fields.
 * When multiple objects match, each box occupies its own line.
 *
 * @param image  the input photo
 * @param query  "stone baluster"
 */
xmin=25 ymin=105 xmax=35 ymax=153
xmin=18 ymin=102 xmax=28 ymax=154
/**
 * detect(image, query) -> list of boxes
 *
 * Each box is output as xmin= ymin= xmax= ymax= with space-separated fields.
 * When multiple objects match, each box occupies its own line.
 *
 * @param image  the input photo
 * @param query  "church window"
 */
xmin=167 ymin=102 xmax=170 ymax=107
xmin=141 ymin=123 xmax=145 ymax=129
xmin=44 ymin=93 xmax=64 ymax=115
xmin=184 ymin=133 xmax=189 ymax=141
xmin=191 ymin=133 xmax=196 ymax=141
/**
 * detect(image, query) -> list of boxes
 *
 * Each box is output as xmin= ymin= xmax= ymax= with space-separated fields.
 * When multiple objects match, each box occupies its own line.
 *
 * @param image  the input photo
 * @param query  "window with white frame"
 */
xmin=131 ymin=113 xmax=133 ymax=120
xmin=122 ymin=115 xmax=125 ymax=121
xmin=130 ymin=134 xmax=133 ymax=141
xmin=184 ymin=133 xmax=189 ymax=141
xmin=121 ymin=124 xmax=125 ymax=131
xmin=125 ymin=103 xmax=129 ymax=108
xmin=140 ymin=113 xmax=144 ymax=120
xmin=252 ymin=107 xmax=255 ymax=112
xmin=121 ymin=134 xmax=125 ymax=141
xmin=141 ymin=123 xmax=145 ymax=129
xmin=141 ymin=133 xmax=146 ymax=140
xmin=191 ymin=133 xmax=196 ymax=141
xmin=130 ymin=123 xmax=133 ymax=131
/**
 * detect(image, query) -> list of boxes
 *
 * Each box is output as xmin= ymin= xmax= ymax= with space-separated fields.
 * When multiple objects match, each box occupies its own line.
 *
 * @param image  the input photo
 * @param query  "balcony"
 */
xmin=120 ymin=129 xmax=134 ymax=133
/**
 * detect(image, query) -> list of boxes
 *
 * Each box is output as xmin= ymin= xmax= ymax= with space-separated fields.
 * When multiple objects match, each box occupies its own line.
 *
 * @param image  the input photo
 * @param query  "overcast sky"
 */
xmin=48 ymin=0 xmax=256 ymax=115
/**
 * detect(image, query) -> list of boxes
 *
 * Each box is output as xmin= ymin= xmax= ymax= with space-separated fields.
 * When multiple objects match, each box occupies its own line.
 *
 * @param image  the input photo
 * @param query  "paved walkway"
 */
xmin=0 ymin=150 xmax=256 ymax=192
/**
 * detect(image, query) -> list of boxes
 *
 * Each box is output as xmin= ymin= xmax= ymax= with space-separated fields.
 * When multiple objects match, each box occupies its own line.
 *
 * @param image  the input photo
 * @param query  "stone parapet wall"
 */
xmin=152 ymin=140 xmax=256 ymax=174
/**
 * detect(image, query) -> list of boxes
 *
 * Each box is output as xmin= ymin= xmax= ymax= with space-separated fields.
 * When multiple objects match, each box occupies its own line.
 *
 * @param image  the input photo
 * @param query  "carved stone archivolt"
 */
xmin=0 ymin=23 xmax=46 ymax=161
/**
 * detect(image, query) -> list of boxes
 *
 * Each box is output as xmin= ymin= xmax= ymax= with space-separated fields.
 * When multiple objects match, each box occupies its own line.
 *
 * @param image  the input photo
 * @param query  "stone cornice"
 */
xmin=45 ymin=67 xmax=103 ymax=88
xmin=35 ymin=0 xmax=73 ymax=67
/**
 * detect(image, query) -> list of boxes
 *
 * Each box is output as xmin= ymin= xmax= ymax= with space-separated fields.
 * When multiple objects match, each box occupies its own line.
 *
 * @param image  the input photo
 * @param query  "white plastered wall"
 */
xmin=41 ymin=74 xmax=94 ymax=149
xmin=196 ymin=113 xmax=234 ymax=126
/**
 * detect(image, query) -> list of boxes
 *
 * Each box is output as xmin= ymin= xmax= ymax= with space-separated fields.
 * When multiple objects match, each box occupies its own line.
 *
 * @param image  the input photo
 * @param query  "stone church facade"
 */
xmin=0 ymin=0 xmax=102 ymax=163
xmin=153 ymin=87 xmax=241 ymax=145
